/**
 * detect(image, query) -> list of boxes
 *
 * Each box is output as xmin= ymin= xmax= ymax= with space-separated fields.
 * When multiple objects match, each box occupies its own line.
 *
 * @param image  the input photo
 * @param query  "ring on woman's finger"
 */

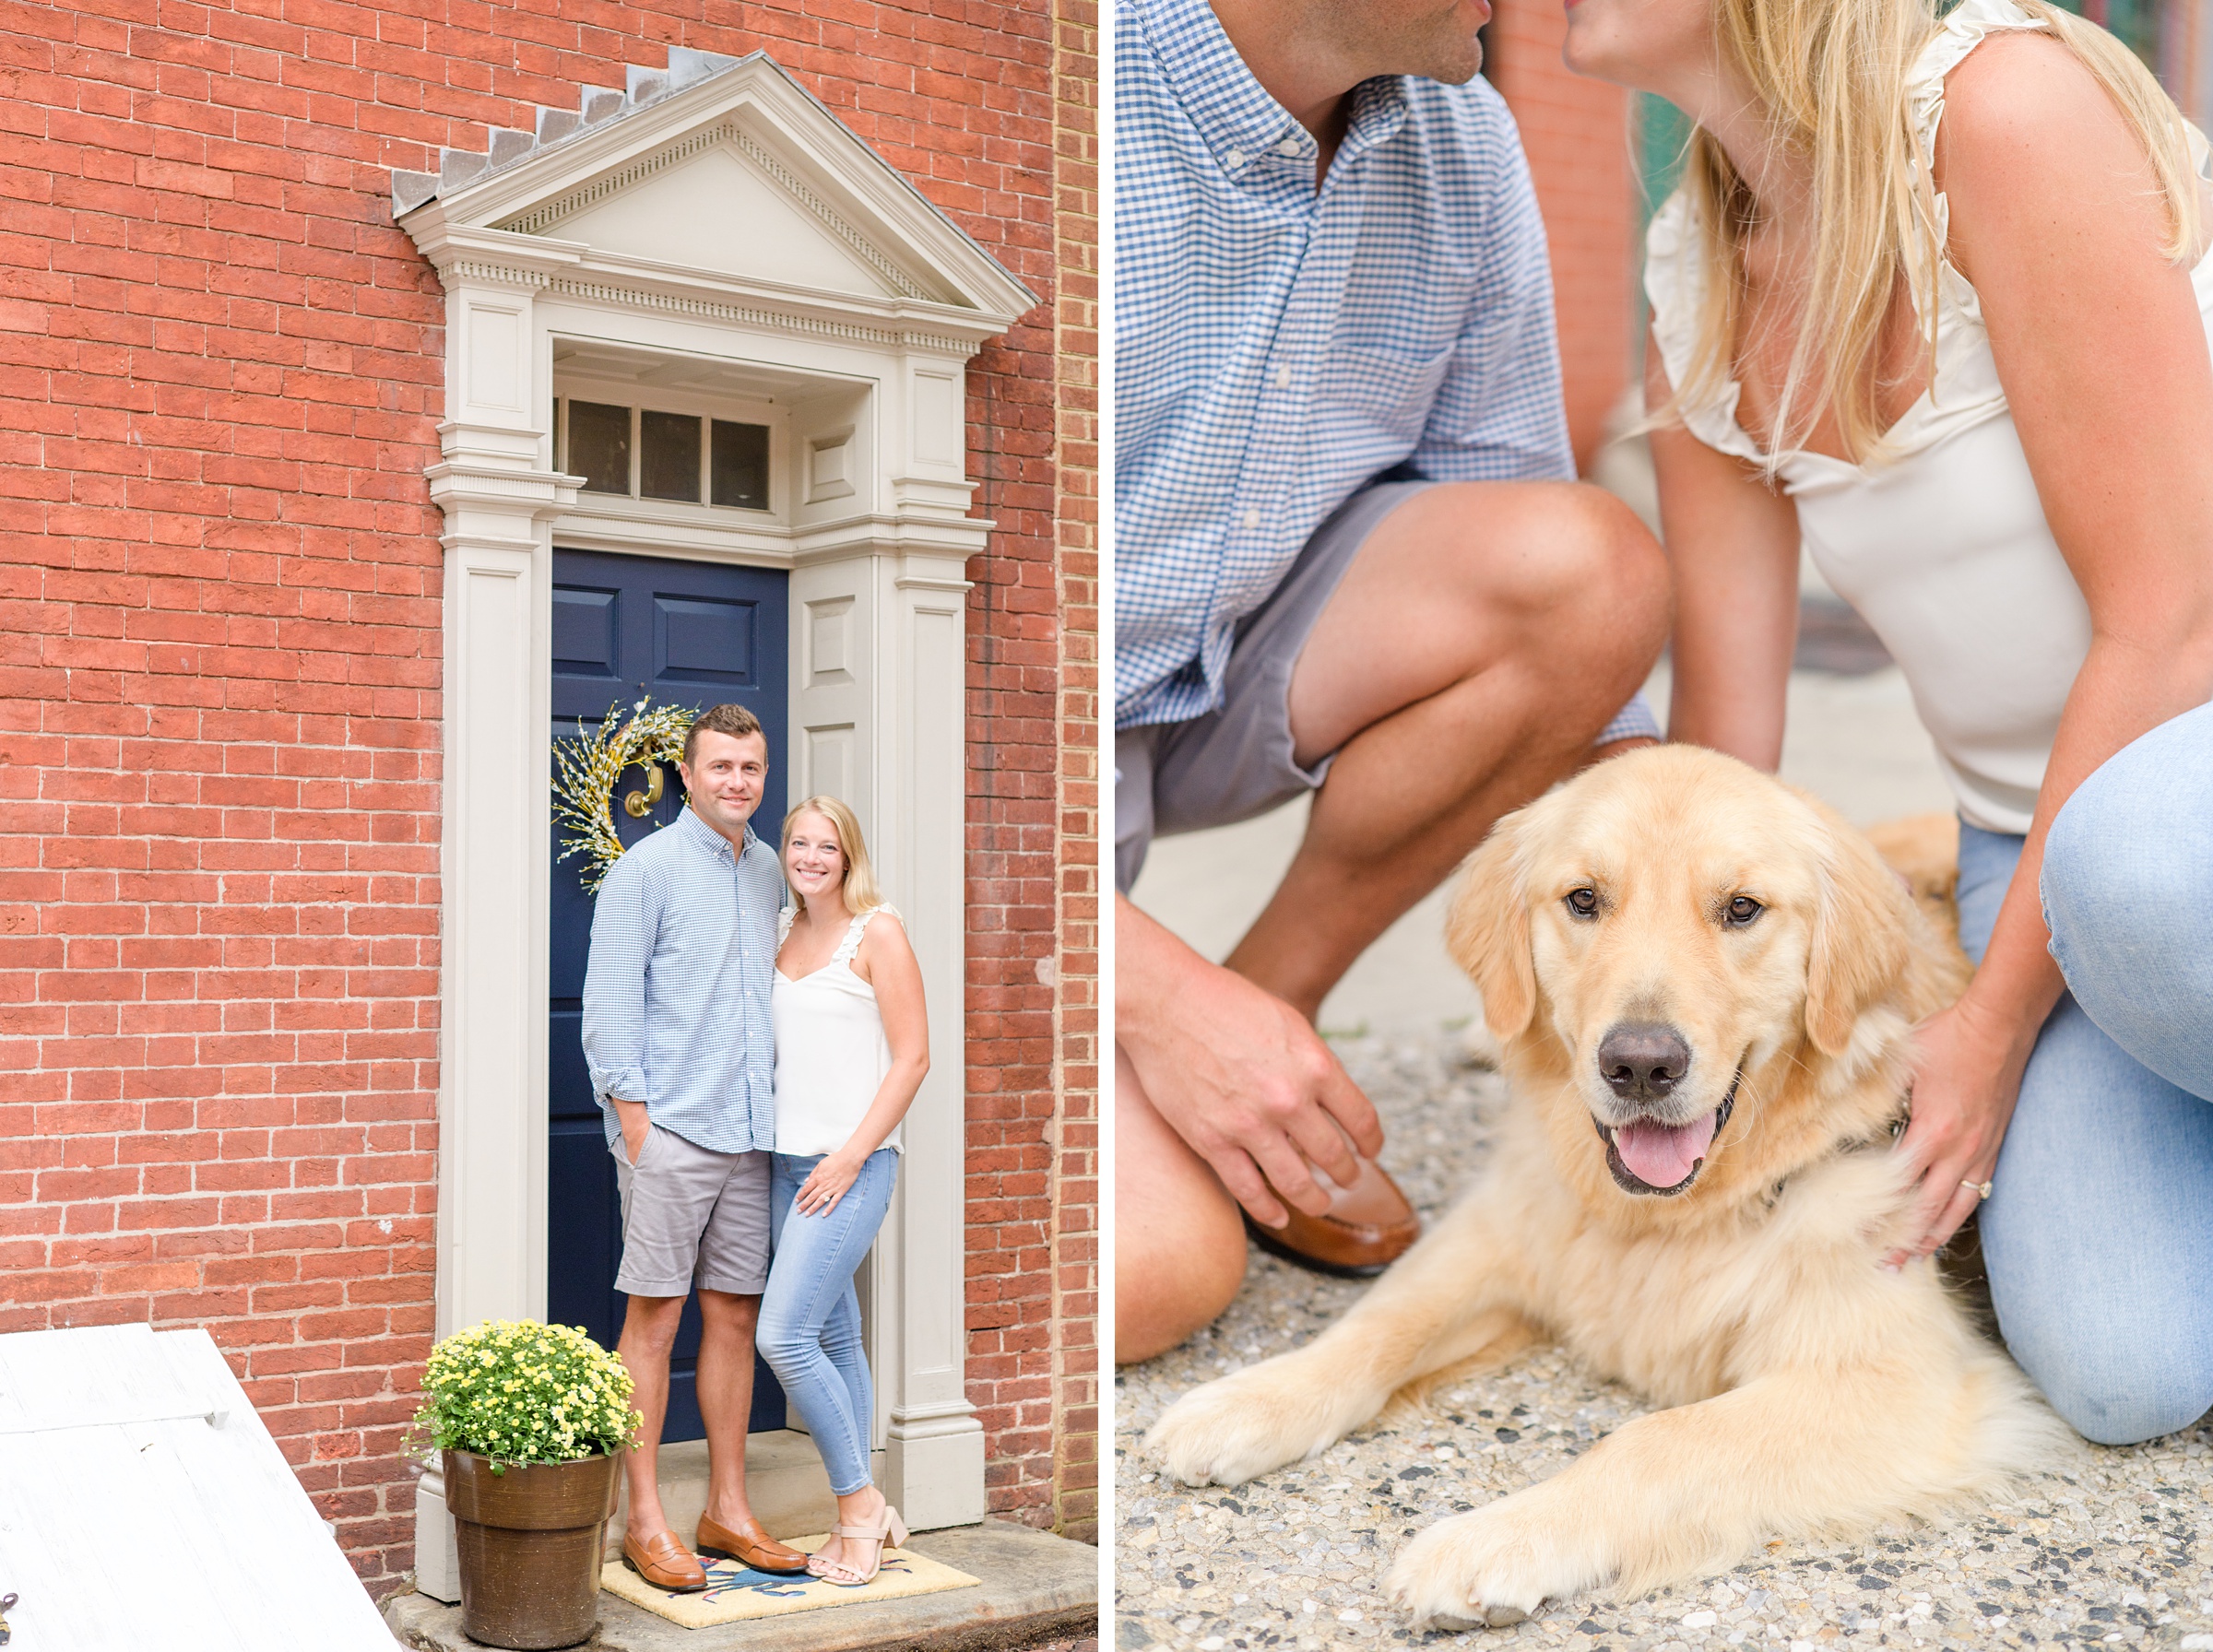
xmin=1960 ymin=1178 xmax=1993 ymax=1201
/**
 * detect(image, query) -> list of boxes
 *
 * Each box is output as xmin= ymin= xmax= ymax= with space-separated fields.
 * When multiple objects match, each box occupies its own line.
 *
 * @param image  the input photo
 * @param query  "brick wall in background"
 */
xmin=1488 ymin=1 xmax=1637 ymax=472
xmin=0 ymin=0 xmax=1090 ymax=1592
xmin=1047 ymin=0 xmax=1100 ymax=1547
xmin=953 ymin=0 xmax=1068 ymax=1536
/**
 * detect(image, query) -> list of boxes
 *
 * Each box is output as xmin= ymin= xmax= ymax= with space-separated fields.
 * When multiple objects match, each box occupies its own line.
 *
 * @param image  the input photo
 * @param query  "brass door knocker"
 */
xmin=622 ymin=762 xmax=667 ymax=819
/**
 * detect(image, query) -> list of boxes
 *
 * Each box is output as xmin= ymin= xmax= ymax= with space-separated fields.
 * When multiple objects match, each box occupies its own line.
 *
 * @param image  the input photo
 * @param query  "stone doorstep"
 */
xmin=383 ymin=1518 xmax=1099 ymax=1652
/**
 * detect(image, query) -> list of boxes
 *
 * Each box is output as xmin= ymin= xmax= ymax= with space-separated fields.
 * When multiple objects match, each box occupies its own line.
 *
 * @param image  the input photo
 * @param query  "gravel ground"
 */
xmin=1115 ymin=1032 xmax=2213 ymax=1652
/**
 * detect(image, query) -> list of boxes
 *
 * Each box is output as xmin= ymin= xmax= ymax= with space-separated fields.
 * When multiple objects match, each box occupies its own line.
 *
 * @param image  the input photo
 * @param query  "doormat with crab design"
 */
xmin=600 ymin=1538 xmax=981 ymax=1627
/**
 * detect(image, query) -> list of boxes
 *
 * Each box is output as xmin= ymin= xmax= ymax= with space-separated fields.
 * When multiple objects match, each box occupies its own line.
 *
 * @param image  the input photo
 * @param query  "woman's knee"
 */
xmin=2043 ymin=766 xmax=2213 ymax=1093
xmin=2006 ymin=1326 xmax=2213 ymax=1446
xmin=1993 ymin=1249 xmax=2213 ymax=1446
xmin=754 ymin=1311 xmax=813 ymax=1376
xmin=2044 ymin=706 xmax=2213 ymax=957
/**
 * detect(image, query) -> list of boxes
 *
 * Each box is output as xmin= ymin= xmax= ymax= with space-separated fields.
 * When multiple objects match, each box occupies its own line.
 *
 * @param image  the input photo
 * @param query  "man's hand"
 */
xmin=611 ymin=1095 xmax=650 ymax=1166
xmin=1118 ymin=896 xmax=1383 ymax=1228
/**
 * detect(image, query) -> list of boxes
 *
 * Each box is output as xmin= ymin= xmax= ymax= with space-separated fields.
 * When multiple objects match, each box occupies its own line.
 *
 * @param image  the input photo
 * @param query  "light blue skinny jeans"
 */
xmin=1968 ymin=699 xmax=2213 ymax=1446
xmin=756 ymin=1148 xmax=899 ymax=1494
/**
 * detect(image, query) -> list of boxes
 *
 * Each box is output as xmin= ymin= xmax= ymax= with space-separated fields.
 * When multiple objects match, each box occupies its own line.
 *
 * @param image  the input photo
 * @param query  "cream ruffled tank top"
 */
xmin=1645 ymin=0 xmax=2213 ymax=833
xmin=771 ymin=905 xmax=902 ymax=1159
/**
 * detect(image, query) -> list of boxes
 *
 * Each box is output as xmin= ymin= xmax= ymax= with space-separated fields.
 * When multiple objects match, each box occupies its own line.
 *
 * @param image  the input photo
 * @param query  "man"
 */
xmin=1116 ymin=0 xmax=1670 ymax=1360
xmin=580 ymin=702 xmax=810 ymax=1590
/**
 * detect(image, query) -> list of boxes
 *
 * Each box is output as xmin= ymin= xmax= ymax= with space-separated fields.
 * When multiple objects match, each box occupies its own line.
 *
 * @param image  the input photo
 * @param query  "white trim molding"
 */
xmin=399 ymin=48 xmax=1031 ymax=1587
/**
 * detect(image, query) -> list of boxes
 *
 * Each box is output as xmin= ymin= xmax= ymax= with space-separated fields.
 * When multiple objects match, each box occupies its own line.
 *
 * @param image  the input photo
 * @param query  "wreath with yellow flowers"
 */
xmin=550 ymin=697 xmax=701 ymax=892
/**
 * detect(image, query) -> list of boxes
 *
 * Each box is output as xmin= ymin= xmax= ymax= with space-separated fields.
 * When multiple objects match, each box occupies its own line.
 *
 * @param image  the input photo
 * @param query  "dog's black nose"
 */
xmin=1598 ymin=1022 xmax=1691 ymax=1098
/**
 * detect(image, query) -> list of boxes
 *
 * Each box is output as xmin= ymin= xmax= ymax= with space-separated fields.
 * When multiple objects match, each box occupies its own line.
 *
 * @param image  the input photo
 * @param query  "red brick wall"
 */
xmin=952 ymin=0 xmax=1070 ymax=1534
xmin=0 ymin=0 xmax=1085 ymax=1593
xmin=1490 ymin=1 xmax=1636 ymax=471
xmin=1048 ymin=0 xmax=1100 ymax=1547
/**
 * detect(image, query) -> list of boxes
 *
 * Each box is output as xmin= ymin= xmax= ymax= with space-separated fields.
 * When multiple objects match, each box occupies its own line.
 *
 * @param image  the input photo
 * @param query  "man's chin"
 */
xmin=1413 ymin=34 xmax=1484 ymax=86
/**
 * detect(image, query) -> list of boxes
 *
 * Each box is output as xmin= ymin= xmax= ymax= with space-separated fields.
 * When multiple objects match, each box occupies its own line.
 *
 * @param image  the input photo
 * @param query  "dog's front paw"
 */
xmin=1384 ymin=1498 xmax=1595 ymax=1630
xmin=1146 ymin=1357 xmax=1353 ymax=1487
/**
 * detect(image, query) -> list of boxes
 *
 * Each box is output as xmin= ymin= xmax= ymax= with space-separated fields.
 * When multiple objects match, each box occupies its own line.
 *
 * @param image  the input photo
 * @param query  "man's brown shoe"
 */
xmin=695 ymin=1511 xmax=810 ymax=1575
xmin=1244 ymin=1156 xmax=1420 ymax=1278
xmin=621 ymin=1528 xmax=708 ymax=1593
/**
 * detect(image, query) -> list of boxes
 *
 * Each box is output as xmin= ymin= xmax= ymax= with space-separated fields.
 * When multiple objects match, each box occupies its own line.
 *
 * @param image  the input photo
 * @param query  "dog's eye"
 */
xmin=1724 ymin=895 xmax=1763 ymax=926
xmin=1565 ymin=887 xmax=1599 ymax=918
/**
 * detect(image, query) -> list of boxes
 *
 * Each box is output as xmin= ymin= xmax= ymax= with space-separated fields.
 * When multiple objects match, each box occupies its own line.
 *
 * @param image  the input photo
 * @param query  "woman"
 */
xmin=1566 ymin=0 xmax=2213 ymax=1439
xmin=757 ymin=796 xmax=929 ymax=1583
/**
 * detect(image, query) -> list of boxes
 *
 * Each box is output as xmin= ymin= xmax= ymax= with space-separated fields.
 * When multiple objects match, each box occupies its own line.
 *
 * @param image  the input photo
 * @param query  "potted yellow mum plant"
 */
xmin=412 ymin=1320 xmax=640 ymax=1650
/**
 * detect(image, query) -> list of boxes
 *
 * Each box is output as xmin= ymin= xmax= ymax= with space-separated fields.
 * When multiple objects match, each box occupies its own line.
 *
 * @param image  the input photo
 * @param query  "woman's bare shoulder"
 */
xmin=853 ymin=906 xmax=913 ymax=968
xmin=1936 ymin=26 xmax=2175 ymax=261
xmin=1938 ymin=28 xmax=2159 ymax=190
xmin=860 ymin=904 xmax=905 ymax=933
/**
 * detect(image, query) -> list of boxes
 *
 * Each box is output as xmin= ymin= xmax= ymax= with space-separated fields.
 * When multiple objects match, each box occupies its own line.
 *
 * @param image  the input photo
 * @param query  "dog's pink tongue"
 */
xmin=1613 ymin=1111 xmax=1719 ymax=1188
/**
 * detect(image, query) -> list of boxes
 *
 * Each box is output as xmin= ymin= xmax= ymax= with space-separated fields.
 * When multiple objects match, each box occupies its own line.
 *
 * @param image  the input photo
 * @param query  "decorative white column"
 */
xmin=413 ymin=266 xmax=582 ymax=1601
xmin=788 ymin=540 xmax=985 ymax=1530
xmin=425 ymin=261 xmax=578 ymax=1341
xmin=877 ymin=551 xmax=986 ymax=1528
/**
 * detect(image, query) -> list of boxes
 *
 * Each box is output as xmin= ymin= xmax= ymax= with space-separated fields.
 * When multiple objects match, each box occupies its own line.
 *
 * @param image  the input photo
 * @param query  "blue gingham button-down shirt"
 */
xmin=579 ymin=805 xmax=782 ymax=1155
xmin=1117 ymin=0 xmax=1655 ymax=747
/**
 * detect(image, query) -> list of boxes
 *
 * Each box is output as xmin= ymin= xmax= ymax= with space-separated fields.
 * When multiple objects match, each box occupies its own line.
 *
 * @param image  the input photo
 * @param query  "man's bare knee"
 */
xmin=1483 ymin=483 xmax=1669 ymax=705
xmin=1508 ymin=483 xmax=1668 ymax=629
xmin=622 ymin=1294 xmax=686 ymax=1353
xmin=1116 ymin=1198 xmax=1248 ymax=1364
xmin=698 ymin=1288 xmax=761 ymax=1331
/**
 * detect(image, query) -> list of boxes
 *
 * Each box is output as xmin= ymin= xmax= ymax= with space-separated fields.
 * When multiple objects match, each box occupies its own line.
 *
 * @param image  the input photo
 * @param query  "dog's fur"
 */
xmin=1146 ymin=747 xmax=2065 ymax=1628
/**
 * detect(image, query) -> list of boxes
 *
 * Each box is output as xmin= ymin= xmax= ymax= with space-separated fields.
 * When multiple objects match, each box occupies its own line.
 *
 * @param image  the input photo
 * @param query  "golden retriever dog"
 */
xmin=1146 ymin=746 xmax=2065 ymax=1628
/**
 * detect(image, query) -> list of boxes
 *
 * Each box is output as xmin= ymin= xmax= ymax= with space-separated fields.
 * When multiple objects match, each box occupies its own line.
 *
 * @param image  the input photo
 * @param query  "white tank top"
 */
xmin=771 ymin=906 xmax=901 ymax=1158
xmin=1645 ymin=0 xmax=2213 ymax=833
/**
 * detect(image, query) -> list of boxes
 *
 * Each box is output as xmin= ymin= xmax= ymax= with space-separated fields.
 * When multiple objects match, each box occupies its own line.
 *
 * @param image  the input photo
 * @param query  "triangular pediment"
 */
xmin=394 ymin=51 xmax=1035 ymax=328
xmin=502 ymin=130 xmax=916 ymax=301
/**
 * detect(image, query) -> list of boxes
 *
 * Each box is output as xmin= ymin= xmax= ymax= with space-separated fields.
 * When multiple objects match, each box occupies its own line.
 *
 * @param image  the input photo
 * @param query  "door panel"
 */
xmin=549 ymin=548 xmax=790 ymax=1442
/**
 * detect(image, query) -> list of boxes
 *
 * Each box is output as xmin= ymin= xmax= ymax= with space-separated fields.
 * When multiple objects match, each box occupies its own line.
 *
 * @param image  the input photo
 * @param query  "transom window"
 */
xmin=558 ymin=396 xmax=772 ymax=511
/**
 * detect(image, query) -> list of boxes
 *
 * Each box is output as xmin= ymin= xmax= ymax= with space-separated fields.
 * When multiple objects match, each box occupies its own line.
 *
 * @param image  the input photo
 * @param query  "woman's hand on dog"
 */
xmin=1891 ymin=993 xmax=2033 ymax=1265
xmin=1119 ymin=899 xmax=1382 ymax=1226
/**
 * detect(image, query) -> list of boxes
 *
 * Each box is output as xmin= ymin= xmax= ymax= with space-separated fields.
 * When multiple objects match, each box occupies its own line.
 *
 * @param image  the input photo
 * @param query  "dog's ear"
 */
xmin=1804 ymin=821 xmax=1914 ymax=1057
xmin=1448 ymin=815 xmax=1535 ymax=1040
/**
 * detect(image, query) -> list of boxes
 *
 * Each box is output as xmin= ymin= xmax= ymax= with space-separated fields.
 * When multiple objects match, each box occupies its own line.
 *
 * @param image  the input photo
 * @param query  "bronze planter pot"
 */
xmin=443 ymin=1447 xmax=621 ymax=1649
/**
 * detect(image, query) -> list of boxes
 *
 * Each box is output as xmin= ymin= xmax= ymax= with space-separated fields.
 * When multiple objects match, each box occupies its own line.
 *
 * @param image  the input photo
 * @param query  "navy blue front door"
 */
xmin=548 ymin=548 xmax=790 ymax=1442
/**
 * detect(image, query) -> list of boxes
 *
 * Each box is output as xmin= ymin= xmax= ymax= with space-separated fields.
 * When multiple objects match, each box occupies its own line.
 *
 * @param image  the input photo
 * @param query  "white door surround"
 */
xmin=392 ymin=48 xmax=1035 ymax=1586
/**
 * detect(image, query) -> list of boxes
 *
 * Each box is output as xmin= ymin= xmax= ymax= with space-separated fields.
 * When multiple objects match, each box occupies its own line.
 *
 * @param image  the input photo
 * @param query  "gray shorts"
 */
xmin=610 ymin=1125 xmax=773 ymax=1297
xmin=1116 ymin=480 xmax=1435 ymax=892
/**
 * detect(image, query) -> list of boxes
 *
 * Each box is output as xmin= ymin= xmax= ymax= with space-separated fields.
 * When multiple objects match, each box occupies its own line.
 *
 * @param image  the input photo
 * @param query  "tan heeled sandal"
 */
xmin=807 ymin=1504 xmax=909 ymax=1587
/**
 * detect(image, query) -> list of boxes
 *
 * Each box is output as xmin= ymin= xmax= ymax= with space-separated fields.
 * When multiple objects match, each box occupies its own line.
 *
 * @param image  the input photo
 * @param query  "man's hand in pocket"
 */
xmin=611 ymin=1096 xmax=650 ymax=1165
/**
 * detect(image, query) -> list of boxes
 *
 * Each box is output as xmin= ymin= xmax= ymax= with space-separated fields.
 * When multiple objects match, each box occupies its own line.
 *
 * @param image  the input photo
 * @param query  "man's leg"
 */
xmin=617 ymin=1292 xmax=690 ymax=1541
xmin=1117 ymin=1043 xmax=1251 ymax=1363
xmin=696 ymin=1288 xmax=763 ymax=1530
xmin=1231 ymin=480 xmax=1666 ymax=1015
xmin=1115 ymin=480 xmax=1665 ymax=1361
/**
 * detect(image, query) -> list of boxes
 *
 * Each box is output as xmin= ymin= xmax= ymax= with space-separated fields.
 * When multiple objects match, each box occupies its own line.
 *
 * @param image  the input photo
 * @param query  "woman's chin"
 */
xmin=1556 ymin=21 xmax=1649 ymax=87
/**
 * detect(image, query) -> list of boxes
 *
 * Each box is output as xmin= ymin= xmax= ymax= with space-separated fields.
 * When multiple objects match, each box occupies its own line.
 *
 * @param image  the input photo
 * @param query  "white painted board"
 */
xmin=0 ymin=1324 xmax=397 ymax=1650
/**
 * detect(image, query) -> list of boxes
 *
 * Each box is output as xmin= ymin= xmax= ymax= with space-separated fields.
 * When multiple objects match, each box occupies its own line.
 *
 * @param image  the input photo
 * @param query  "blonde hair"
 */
xmin=1660 ymin=0 xmax=2200 ymax=467
xmin=780 ymin=796 xmax=885 ymax=915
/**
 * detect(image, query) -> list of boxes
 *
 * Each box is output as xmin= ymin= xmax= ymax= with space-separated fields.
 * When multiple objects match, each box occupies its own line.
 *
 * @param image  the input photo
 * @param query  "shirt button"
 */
xmin=1279 ymin=138 xmax=1301 ymax=157
xmin=1225 ymin=148 xmax=1247 ymax=169
xmin=1242 ymin=508 xmax=1260 ymax=530
xmin=1273 ymin=366 xmax=1291 ymax=390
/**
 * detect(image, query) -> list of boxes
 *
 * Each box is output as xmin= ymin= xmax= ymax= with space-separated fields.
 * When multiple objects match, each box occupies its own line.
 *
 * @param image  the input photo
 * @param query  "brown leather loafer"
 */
xmin=621 ymin=1528 xmax=708 ymax=1593
xmin=1244 ymin=1156 xmax=1421 ymax=1278
xmin=694 ymin=1511 xmax=810 ymax=1575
